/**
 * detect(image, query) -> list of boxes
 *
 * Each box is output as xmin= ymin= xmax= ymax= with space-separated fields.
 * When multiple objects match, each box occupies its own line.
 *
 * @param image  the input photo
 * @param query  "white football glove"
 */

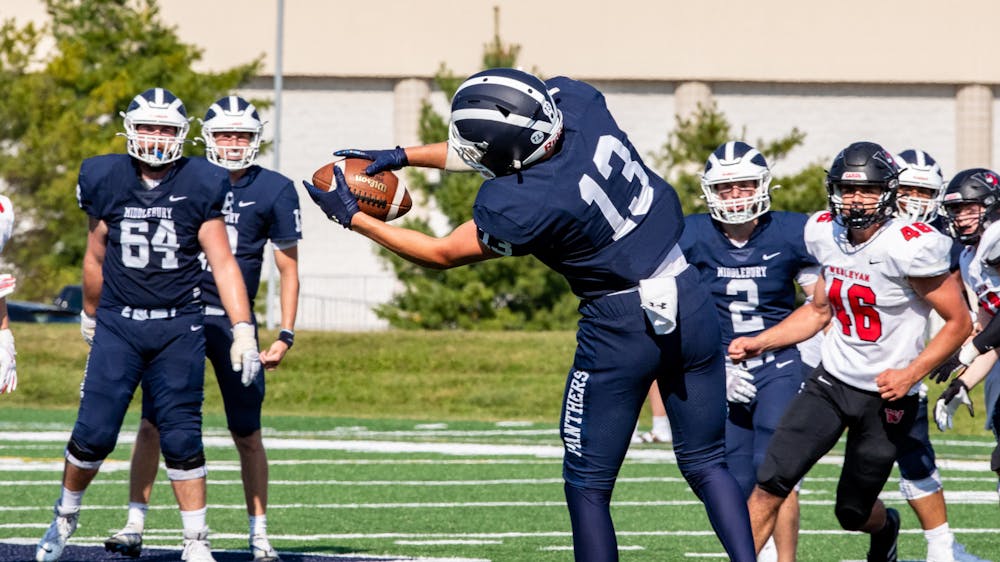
xmin=934 ymin=379 xmax=974 ymax=431
xmin=0 ymin=329 xmax=15 ymax=394
xmin=0 ymin=274 xmax=16 ymax=299
xmin=231 ymin=322 xmax=261 ymax=386
xmin=725 ymin=363 xmax=757 ymax=404
xmin=80 ymin=311 xmax=96 ymax=346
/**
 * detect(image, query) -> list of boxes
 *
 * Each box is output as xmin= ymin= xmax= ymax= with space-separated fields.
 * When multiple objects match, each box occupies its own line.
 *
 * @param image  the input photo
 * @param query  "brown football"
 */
xmin=311 ymin=157 xmax=412 ymax=221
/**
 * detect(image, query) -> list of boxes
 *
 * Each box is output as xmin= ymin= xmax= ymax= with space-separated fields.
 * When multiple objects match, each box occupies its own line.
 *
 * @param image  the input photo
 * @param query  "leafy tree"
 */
xmin=652 ymin=101 xmax=828 ymax=216
xmin=373 ymin=32 xmax=578 ymax=330
xmin=0 ymin=0 xmax=261 ymax=299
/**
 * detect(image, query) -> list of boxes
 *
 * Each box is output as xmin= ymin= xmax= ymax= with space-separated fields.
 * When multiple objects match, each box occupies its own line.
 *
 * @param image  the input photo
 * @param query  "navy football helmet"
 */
xmin=939 ymin=168 xmax=1000 ymax=245
xmin=825 ymin=141 xmax=901 ymax=230
xmin=201 ymin=95 xmax=263 ymax=170
xmin=894 ymin=149 xmax=945 ymax=222
xmin=701 ymin=141 xmax=773 ymax=224
xmin=120 ymin=88 xmax=190 ymax=166
xmin=448 ymin=68 xmax=563 ymax=179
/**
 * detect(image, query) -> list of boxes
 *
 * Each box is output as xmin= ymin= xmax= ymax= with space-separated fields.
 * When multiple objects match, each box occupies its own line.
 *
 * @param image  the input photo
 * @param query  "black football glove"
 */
xmin=334 ymin=147 xmax=408 ymax=175
xmin=303 ymin=166 xmax=359 ymax=228
xmin=928 ymin=350 xmax=967 ymax=383
xmin=933 ymin=378 xmax=973 ymax=431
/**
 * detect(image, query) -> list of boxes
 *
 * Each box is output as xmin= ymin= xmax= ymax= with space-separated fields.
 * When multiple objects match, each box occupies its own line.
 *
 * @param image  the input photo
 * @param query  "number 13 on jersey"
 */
xmin=578 ymin=135 xmax=655 ymax=241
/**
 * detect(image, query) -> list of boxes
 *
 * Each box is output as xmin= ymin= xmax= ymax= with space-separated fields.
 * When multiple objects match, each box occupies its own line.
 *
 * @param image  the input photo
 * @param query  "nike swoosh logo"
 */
xmin=169 ymin=195 xmax=187 ymax=202
xmin=238 ymin=201 xmax=256 ymax=207
xmin=869 ymin=258 xmax=882 ymax=264
xmin=762 ymin=252 xmax=781 ymax=260
xmin=776 ymin=360 xmax=794 ymax=369
xmin=190 ymin=325 xmax=203 ymax=331
xmin=817 ymin=375 xmax=833 ymax=386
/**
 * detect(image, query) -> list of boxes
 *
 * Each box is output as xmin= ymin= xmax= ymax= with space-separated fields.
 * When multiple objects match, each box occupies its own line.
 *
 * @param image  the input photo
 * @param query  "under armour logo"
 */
xmin=884 ymin=408 xmax=904 ymax=424
xmin=646 ymin=302 xmax=670 ymax=310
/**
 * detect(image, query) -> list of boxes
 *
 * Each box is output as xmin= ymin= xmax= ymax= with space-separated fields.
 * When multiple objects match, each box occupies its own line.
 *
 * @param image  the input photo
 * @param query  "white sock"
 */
xmin=126 ymin=502 xmax=148 ymax=531
xmin=924 ymin=522 xmax=954 ymax=547
xmin=250 ymin=514 xmax=268 ymax=537
xmin=652 ymin=415 xmax=670 ymax=435
xmin=58 ymin=487 xmax=84 ymax=514
xmin=180 ymin=506 xmax=208 ymax=534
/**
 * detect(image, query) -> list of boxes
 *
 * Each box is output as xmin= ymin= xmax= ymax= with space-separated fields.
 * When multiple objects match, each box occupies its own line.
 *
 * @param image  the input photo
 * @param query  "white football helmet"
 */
xmin=201 ymin=95 xmax=263 ymax=170
xmin=894 ymin=149 xmax=945 ymax=222
xmin=701 ymin=141 xmax=773 ymax=224
xmin=120 ymin=88 xmax=190 ymax=166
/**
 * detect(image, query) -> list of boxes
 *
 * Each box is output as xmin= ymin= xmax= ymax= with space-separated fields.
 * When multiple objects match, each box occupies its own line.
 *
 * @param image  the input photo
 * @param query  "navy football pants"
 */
xmin=69 ymin=309 xmax=206 ymax=469
xmin=560 ymin=266 xmax=754 ymax=561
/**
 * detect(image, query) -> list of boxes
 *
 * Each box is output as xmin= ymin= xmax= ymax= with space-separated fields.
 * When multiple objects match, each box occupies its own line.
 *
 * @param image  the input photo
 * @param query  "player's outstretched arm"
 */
xmin=352 ymin=216 xmax=500 ymax=270
xmin=200 ymin=218 xmax=252 ymax=325
xmin=335 ymin=142 xmax=474 ymax=175
xmin=729 ymin=275 xmax=831 ymax=362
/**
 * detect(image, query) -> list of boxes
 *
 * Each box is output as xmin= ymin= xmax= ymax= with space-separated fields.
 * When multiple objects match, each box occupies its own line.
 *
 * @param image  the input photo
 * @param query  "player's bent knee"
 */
xmin=165 ymin=451 xmax=207 ymax=481
xmin=899 ymin=470 xmax=942 ymax=500
xmin=66 ymin=437 xmax=110 ymax=469
xmin=834 ymin=503 xmax=869 ymax=531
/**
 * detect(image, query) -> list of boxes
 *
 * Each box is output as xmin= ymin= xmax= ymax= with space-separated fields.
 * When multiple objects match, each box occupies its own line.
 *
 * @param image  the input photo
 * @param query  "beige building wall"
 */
xmin=7 ymin=1 xmax=1000 ymax=329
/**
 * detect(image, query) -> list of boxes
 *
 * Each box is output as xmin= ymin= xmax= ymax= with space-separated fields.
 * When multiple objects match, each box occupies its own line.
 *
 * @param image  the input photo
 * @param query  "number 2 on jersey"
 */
xmin=578 ymin=135 xmax=655 ymax=240
xmin=828 ymin=277 xmax=882 ymax=342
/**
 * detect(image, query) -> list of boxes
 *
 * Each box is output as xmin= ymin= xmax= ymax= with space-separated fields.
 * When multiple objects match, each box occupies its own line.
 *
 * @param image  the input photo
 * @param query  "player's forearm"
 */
xmin=403 ymin=142 xmax=449 ymax=170
xmin=81 ymin=254 xmax=103 ymax=315
xmin=211 ymin=260 xmax=252 ymax=325
xmin=958 ymin=349 xmax=998 ymax=390
xmin=752 ymin=302 xmax=829 ymax=353
xmin=351 ymin=214 xmax=456 ymax=269
xmin=910 ymin=315 xmax=973 ymax=382
xmin=277 ymin=258 xmax=299 ymax=330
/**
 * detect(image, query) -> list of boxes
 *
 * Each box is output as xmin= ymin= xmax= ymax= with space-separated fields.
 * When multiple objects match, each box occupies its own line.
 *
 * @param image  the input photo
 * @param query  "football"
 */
xmin=311 ymin=158 xmax=412 ymax=221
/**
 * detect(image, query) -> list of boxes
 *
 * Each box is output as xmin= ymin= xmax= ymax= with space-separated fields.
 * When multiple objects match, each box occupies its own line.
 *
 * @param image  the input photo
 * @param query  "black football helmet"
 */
xmin=448 ymin=68 xmax=563 ymax=179
xmin=939 ymin=168 xmax=1000 ymax=245
xmin=825 ymin=141 xmax=901 ymax=229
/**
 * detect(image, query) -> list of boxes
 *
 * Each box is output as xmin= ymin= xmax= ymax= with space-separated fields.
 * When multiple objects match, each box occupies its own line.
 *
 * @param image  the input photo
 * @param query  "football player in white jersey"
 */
xmin=934 ymin=168 xmax=1000 ymax=501
xmin=729 ymin=141 xmax=971 ymax=561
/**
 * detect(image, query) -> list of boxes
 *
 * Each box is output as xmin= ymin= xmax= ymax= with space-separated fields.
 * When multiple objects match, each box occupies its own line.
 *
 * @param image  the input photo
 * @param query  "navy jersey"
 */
xmin=200 ymin=166 xmax=301 ymax=307
xmin=928 ymin=216 xmax=962 ymax=272
xmin=472 ymin=77 xmax=684 ymax=299
xmin=77 ymin=155 xmax=226 ymax=311
xmin=680 ymin=211 xmax=818 ymax=344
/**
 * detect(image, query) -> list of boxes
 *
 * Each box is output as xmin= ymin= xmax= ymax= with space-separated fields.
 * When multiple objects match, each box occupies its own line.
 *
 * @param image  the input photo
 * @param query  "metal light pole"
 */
xmin=265 ymin=0 xmax=285 ymax=330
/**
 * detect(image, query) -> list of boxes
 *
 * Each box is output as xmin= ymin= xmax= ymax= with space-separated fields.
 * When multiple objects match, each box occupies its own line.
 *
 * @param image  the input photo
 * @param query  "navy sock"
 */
xmin=564 ymin=483 xmax=618 ymax=562
xmin=686 ymin=465 xmax=756 ymax=562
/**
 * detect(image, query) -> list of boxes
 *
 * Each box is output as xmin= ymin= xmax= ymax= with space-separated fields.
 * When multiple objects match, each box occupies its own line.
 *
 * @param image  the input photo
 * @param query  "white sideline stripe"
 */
xmin=395 ymin=540 xmax=503 ymax=545
xmin=0 ymin=432 xmax=993 ymax=471
xmin=540 ymin=545 xmax=644 ymax=551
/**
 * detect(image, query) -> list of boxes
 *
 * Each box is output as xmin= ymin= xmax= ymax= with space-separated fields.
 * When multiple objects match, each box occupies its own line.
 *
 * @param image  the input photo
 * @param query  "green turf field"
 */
xmin=2 ymin=408 xmax=997 ymax=561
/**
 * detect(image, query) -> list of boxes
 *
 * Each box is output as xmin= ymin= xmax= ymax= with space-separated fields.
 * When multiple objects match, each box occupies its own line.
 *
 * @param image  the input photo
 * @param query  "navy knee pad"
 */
xmin=161 ymin=429 xmax=204 ymax=469
xmin=67 ymin=431 xmax=116 ymax=464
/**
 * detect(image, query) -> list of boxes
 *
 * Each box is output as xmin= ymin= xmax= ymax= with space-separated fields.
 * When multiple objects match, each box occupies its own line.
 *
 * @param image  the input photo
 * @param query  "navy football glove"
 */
xmin=303 ymin=166 xmax=359 ymax=228
xmin=334 ymin=146 xmax=408 ymax=175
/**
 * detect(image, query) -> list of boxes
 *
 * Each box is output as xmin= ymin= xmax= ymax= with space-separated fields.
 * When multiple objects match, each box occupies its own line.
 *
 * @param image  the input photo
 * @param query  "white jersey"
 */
xmin=0 ymin=195 xmax=12 ymax=253
xmin=805 ymin=212 xmax=951 ymax=391
xmin=959 ymin=219 xmax=1000 ymax=319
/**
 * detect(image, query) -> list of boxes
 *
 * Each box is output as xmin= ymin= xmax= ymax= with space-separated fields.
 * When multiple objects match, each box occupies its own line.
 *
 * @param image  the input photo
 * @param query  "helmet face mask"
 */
xmin=894 ymin=149 xmax=945 ymax=222
xmin=201 ymin=95 xmax=263 ymax=170
xmin=939 ymin=168 xmax=1000 ymax=245
xmin=120 ymin=88 xmax=190 ymax=166
xmin=448 ymin=68 xmax=564 ymax=179
xmin=825 ymin=142 xmax=901 ymax=230
xmin=701 ymin=141 xmax=772 ymax=224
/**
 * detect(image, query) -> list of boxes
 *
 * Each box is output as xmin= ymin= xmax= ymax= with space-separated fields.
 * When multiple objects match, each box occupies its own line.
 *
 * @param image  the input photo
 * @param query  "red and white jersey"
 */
xmin=960 ymin=220 xmax=1000 ymax=319
xmin=0 ymin=195 xmax=12 ymax=253
xmin=805 ymin=212 xmax=951 ymax=391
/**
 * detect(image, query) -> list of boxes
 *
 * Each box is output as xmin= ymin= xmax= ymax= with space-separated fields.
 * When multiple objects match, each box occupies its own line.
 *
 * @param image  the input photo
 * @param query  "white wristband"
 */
xmin=958 ymin=342 xmax=981 ymax=367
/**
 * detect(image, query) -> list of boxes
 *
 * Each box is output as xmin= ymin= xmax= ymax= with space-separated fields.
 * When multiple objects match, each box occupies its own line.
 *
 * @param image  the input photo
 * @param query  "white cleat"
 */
xmin=181 ymin=529 xmax=217 ymax=562
xmin=757 ymin=536 xmax=778 ymax=562
xmin=104 ymin=524 xmax=143 ymax=558
xmin=629 ymin=431 xmax=643 ymax=445
xmin=251 ymin=534 xmax=281 ymax=562
xmin=952 ymin=541 xmax=991 ymax=562
xmin=640 ymin=430 xmax=672 ymax=444
xmin=35 ymin=504 xmax=78 ymax=562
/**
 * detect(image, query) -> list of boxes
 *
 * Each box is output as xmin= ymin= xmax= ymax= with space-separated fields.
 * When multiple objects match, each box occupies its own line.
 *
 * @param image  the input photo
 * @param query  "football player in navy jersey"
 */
xmin=729 ymin=141 xmax=971 ymax=561
xmin=681 ymin=141 xmax=819 ymax=562
xmin=307 ymin=68 xmax=754 ymax=561
xmin=890 ymin=150 xmax=985 ymax=562
xmin=0 ymin=198 xmax=17 ymax=396
xmin=35 ymin=88 xmax=260 ymax=562
xmin=104 ymin=96 xmax=301 ymax=562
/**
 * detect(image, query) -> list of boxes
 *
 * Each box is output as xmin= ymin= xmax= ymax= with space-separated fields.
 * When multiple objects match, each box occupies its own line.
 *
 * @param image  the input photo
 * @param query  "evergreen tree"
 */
xmin=0 ymin=0 xmax=260 ymax=299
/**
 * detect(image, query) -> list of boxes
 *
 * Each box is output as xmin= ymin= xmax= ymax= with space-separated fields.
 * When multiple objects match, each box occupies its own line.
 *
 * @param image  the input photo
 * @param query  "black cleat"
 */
xmin=866 ymin=507 xmax=899 ymax=562
xmin=104 ymin=529 xmax=143 ymax=558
